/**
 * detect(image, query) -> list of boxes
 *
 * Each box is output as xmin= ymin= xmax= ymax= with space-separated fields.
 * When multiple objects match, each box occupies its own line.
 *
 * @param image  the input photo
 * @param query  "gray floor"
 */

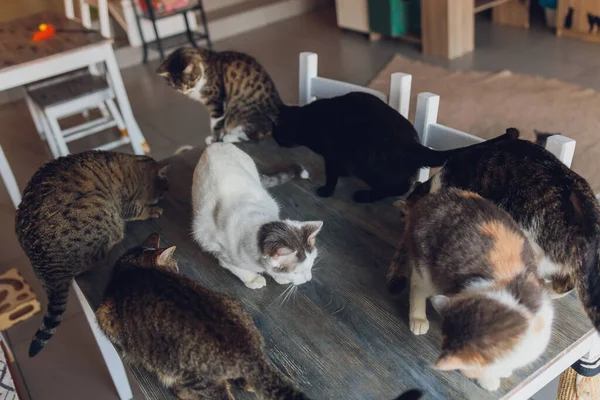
xmin=1 ymin=7 xmax=598 ymax=400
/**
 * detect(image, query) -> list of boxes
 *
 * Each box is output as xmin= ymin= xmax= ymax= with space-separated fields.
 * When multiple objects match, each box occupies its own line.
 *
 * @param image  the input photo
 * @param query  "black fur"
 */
xmin=273 ymin=92 xmax=517 ymax=202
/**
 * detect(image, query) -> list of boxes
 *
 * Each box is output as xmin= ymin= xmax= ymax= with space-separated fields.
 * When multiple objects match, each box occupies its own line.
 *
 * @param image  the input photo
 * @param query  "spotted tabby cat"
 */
xmin=96 ymin=234 xmax=307 ymax=400
xmin=16 ymin=151 xmax=169 ymax=357
xmin=157 ymin=47 xmax=282 ymax=145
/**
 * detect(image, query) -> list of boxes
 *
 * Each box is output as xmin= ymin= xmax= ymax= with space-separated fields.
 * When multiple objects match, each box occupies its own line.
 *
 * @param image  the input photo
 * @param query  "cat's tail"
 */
xmin=260 ymin=164 xmax=309 ymax=189
xmin=247 ymin=358 xmax=309 ymax=400
xmin=575 ymin=236 xmax=600 ymax=332
xmin=416 ymin=127 xmax=520 ymax=168
xmin=29 ymin=280 xmax=71 ymax=357
xmin=174 ymin=145 xmax=194 ymax=156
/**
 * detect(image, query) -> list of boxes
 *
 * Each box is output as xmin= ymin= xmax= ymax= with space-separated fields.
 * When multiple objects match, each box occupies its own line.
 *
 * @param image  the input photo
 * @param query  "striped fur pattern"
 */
xmin=388 ymin=189 xmax=553 ymax=391
xmin=157 ymin=47 xmax=283 ymax=145
xmin=407 ymin=136 xmax=600 ymax=332
xmin=15 ymin=151 xmax=169 ymax=357
xmin=96 ymin=234 xmax=308 ymax=400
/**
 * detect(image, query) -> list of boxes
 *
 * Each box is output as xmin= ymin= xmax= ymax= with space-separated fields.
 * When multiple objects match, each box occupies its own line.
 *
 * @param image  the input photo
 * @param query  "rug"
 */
xmin=368 ymin=55 xmax=600 ymax=192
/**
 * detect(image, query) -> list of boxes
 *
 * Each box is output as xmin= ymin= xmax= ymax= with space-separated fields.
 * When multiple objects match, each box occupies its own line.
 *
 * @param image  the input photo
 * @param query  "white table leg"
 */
xmin=102 ymin=45 xmax=148 ymax=155
xmin=72 ymin=281 xmax=133 ymax=400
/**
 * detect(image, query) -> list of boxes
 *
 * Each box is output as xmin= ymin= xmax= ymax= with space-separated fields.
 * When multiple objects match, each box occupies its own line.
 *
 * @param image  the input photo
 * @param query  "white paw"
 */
xmin=244 ymin=275 xmax=267 ymax=289
xmin=222 ymin=134 xmax=242 ymax=143
xmin=409 ymin=318 xmax=429 ymax=335
xmin=205 ymin=136 xmax=215 ymax=145
xmin=478 ymin=376 xmax=501 ymax=392
xmin=273 ymin=276 xmax=292 ymax=285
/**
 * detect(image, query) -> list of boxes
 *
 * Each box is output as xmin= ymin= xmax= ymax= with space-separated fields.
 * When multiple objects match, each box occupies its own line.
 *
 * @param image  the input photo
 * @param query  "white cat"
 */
xmin=192 ymin=143 xmax=323 ymax=289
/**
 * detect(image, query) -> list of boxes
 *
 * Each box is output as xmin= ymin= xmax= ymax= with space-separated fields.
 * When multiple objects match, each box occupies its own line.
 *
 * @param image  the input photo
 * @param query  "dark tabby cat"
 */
xmin=272 ymin=92 xmax=518 ymax=202
xmin=16 ymin=151 xmax=169 ymax=357
xmin=157 ymin=47 xmax=282 ymax=145
xmin=96 ymin=234 xmax=307 ymax=400
xmin=406 ymin=135 xmax=600 ymax=332
xmin=389 ymin=189 xmax=553 ymax=391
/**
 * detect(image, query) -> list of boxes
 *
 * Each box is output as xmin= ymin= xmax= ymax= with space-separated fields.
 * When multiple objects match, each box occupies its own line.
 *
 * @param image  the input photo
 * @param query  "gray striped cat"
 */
xmin=15 ymin=151 xmax=169 ymax=357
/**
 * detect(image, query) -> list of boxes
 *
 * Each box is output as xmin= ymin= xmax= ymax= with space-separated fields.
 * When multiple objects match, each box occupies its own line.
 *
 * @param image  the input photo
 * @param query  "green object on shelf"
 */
xmin=368 ymin=0 xmax=420 ymax=37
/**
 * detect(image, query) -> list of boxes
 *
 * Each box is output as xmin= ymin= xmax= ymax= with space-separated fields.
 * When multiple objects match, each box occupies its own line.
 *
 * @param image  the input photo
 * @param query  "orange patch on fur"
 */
xmin=435 ymin=349 xmax=488 ymax=370
xmin=457 ymin=190 xmax=481 ymax=199
xmin=480 ymin=221 xmax=525 ymax=282
xmin=533 ymin=315 xmax=545 ymax=333
xmin=96 ymin=300 xmax=119 ymax=338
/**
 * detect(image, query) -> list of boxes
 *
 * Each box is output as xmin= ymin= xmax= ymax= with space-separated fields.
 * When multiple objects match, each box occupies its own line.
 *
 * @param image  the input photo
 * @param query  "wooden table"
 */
xmin=78 ymin=140 xmax=596 ymax=399
xmin=0 ymin=12 xmax=147 ymax=155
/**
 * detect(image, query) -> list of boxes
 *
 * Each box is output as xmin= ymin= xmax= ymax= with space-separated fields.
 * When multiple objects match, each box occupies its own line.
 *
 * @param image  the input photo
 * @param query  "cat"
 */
xmin=393 ymin=389 xmax=423 ymax=400
xmin=15 ymin=151 xmax=169 ymax=357
xmin=388 ymin=189 xmax=553 ymax=391
xmin=192 ymin=143 xmax=323 ymax=289
xmin=405 ymin=136 xmax=600 ymax=332
xmin=272 ymin=92 xmax=519 ymax=203
xmin=96 ymin=234 xmax=307 ymax=400
xmin=157 ymin=47 xmax=283 ymax=145
xmin=588 ymin=13 xmax=600 ymax=33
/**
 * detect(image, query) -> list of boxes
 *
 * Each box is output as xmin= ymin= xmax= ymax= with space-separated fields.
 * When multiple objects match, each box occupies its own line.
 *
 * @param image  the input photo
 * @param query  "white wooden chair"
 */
xmin=413 ymin=91 xmax=577 ymax=180
xmin=298 ymin=52 xmax=413 ymax=118
xmin=25 ymin=0 xmax=147 ymax=158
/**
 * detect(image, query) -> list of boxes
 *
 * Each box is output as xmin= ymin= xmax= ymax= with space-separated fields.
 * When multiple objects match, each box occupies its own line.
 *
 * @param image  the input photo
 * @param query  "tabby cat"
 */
xmin=96 ymin=234 xmax=307 ymax=400
xmin=15 ymin=151 xmax=169 ymax=357
xmin=407 ymin=135 xmax=600 ymax=332
xmin=157 ymin=47 xmax=282 ymax=145
xmin=192 ymin=143 xmax=323 ymax=289
xmin=272 ymin=92 xmax=518 ymax=202
xmin=389 ymin=189 xmax=553 ymax=391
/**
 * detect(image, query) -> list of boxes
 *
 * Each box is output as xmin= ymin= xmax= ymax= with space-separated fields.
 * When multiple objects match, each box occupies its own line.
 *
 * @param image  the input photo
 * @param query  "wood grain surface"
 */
xmin=76 ymin=139 xmax=594 ymax=400
xmin=0 ymin=12 xmax=107 ymax=70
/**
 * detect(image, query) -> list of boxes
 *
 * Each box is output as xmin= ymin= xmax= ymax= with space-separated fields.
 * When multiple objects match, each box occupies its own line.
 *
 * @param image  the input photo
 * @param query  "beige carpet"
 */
xmin=368 ymin=55 xmax=600 ymax=192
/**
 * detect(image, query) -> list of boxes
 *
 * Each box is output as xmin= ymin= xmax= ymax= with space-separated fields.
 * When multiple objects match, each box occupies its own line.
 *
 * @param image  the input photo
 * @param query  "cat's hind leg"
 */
xmin=316 ymin=158 xmax=340 ymax=198
xmin=205 ymin=100 xmax=225 ymax=145
xmin=409 ymin=268 xmax=431 ymax=335
xmin=221 ymin=263 xmax=266 ymax=289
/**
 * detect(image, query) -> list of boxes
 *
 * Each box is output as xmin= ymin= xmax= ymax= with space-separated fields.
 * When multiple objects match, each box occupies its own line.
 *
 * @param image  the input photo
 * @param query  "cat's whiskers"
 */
xmin=272 ymin=284 xmax=294 ymax=307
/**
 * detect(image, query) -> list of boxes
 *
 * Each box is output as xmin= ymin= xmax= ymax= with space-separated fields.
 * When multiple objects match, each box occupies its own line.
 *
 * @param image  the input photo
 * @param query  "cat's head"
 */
xmin=137 ymin=157 xmax=170 ymax=204
xmin=272 ymin=106 xmax=304 ymax=148
xmin=156 ymin=47 xmax=205 ymax=94
xmin=431 ymin=294 xmax=529 ymax=378
xmin=118 ymin=233 xmax=178 ymax=272
xmin=258 ymin=220 xmax=323 ymax=285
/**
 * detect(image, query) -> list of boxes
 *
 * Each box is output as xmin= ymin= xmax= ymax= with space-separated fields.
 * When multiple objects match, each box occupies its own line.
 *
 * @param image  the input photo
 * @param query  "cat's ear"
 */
xmin=431 ymin=295 xmax=451 ymax=315
xmin=434 ymin=353 xmax=468 ymax=371
xmin=156 ymin=163 xmax=171 ymax=179
xmin=156 ymin=246 xmax=177 ymax=266
xmin=183 ymin=63 xmax=194 ymax=75
xmin=303 ymin=221 xmax=323 ymax=246
xmin=143 ymin=233 xmax=160 ymax=248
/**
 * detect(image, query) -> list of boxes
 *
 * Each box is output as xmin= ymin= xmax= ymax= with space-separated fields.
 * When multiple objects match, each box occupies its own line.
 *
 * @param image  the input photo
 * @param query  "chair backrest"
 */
xmin=414 ymin=91 xmax=577 ymax=182
xmin=298 ymin=52 xmax=412 ymax=118
xmin=64 ymin=0 xmax=111 ymax=38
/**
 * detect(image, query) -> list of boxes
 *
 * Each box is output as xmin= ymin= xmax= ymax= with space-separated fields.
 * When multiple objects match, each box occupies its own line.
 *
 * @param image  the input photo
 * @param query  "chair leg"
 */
xmin=197 ymin=0 xmax=212 ymax=49
xmin=25 ymin=95 xmax=46 ymax=141
xmin=46 ymin=115 xmax=70 ymax=157
xmin=39 ymin=114 xmax=61 ymax=158
xmin=72 ymin=281 xmax=133 ymax=400
xmin=104 ymin=98 xmax=127 ymax=136
xmin=0 ymin=145 xmax=22 ymax=209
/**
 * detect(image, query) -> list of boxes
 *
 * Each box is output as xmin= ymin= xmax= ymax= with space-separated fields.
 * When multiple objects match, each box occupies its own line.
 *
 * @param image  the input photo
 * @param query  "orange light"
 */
xmin=39 ymin=23 xmax=48 ymax=31
xmin=32 ymin=24 xmax=56 ymax=41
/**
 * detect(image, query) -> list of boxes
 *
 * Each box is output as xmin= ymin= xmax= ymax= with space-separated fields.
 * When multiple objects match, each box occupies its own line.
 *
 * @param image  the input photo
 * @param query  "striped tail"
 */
xmin=248 ymin=359 xmax=309 ymax=400
xmin=29 ymin=281 xmax=70 ymax=357
xmin=260 ymin=164 xmax=309 ymax=189
xmin=576 ymin=236 xmax=600 ymax=332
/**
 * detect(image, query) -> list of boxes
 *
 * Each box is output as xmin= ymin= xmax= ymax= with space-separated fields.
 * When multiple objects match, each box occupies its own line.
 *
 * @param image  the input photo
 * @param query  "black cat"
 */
xmin=589 ymin=13 xmax=600 ymax=33
xmin=273 ymin=92 xmax=517 ymax=203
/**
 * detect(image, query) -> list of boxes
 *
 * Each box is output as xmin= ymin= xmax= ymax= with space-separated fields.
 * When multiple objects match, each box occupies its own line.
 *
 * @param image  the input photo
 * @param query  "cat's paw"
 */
xmin=409 ymin=318 xmax=429 ymax=335
xmin=477 ymin=376 xmax=501 ymax=392
xmin=353 ymin=190 xmax=373 ymax=203
xmin=273 ymin=276 xmax=292 ymax=285
xmin=147 ymin=206 xmax=163 ymax=219
xmin=316 ymin=186 xmax=335 ymax=198
xmin=244 ymin=275 xmax=267 ymax=289
xmin=205 ymin=135 xmax=215 ymax=145
xmin=222 ymin=134 xmax=242 ymax=143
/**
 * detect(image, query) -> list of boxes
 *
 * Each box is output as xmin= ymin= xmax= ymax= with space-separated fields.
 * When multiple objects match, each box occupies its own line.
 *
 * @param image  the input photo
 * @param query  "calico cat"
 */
xmin=406 ymin=136 xmax=600 ymax=332
xmin=96 ymin=234 xmax=307 ymax=400
xmin=388 ymin=189 xmax=553 ymax=391
xmin=272 ymin=92 xmax=518 ymax=203
xmin=15 ymin=151 xmax=169 ymax=357
xmin=192 ymin=143 xmax=323 ymax=289
xmin=157 ymin=47 xmax=283 ymax=145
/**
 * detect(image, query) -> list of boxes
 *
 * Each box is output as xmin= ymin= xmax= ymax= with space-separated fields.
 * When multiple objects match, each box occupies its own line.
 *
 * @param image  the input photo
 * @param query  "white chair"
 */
xmin=413 ymin=91 xmax=577 ymax=181
xmin=25 ymin=0 xmax=148 ymax=158
xmin=0 ymin=149 xmax=133 ymax=398
xmin=298 ymin=52 xmax=413 ymax=118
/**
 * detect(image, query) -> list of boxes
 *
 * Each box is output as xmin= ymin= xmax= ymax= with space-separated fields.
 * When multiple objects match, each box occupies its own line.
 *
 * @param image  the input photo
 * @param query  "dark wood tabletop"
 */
xmin=77 ymin=139 xmax=595 ymax=400
xmin=0 ymin=12 xmax=108 ymax=71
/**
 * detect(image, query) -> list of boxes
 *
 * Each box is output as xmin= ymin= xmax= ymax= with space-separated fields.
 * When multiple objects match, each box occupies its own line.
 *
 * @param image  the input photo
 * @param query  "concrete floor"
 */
xmin=1 ymin=7 xmax=599 ymax=400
